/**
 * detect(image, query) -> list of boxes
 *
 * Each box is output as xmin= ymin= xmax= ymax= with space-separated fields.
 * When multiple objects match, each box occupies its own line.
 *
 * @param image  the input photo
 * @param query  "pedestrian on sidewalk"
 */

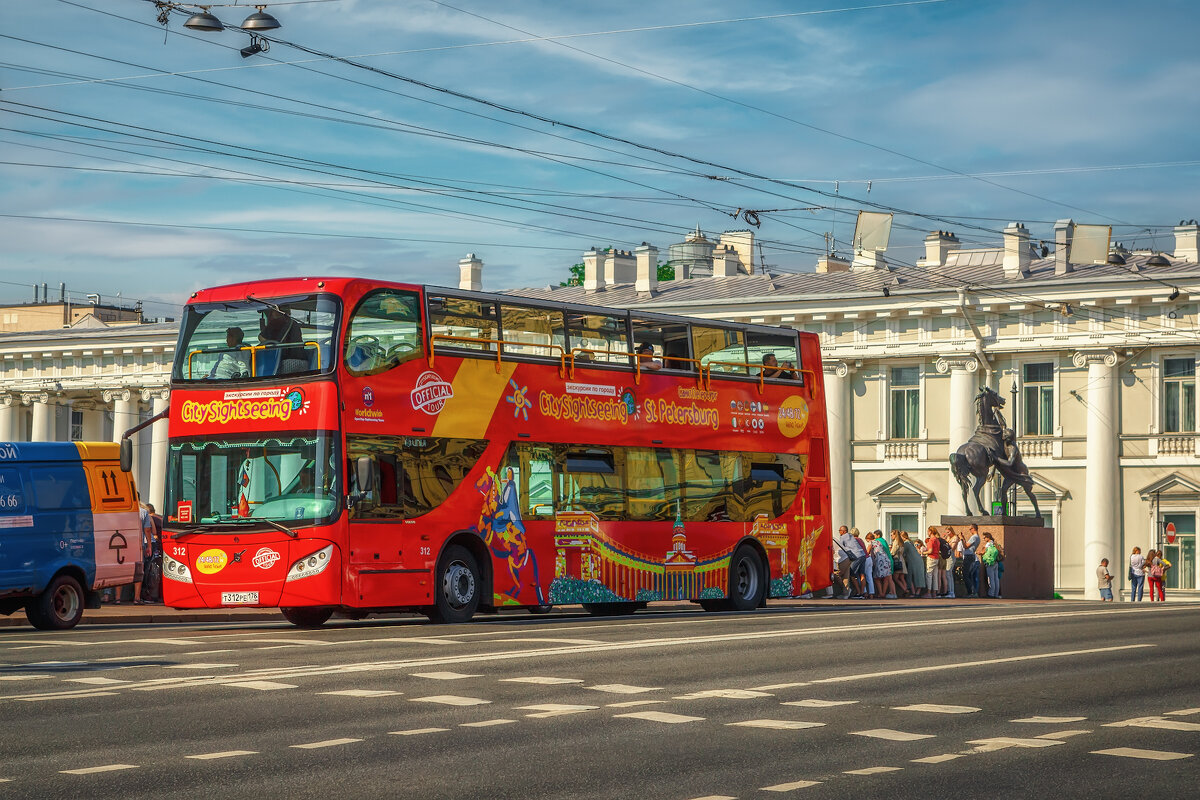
xmin=1128 ymin=547 xmax=1146 ymax=602
xmin=901 ymin=532 xmax=926 ymax=597
xmin=942 ymin=528 xmax=958 ymax=598
xmin=923 ymin=527 xmax=943 ymax=598
xmin=981 ymin=533 xmax=1001 ymax=598
xmin=1146 ymin=550 xmax=1170 ymax=602
xmin=961 ymin=523 xmax=981 ymax=598
xmin=1097 ymin=559 xmax=1114 ymax=601
xmin=835 ymin=525 xmax=867 ymax=599
xmin=889 ymin=530 xmax=909 ymax=597
xmin=853 ymin=527 xmax=875 ymax=598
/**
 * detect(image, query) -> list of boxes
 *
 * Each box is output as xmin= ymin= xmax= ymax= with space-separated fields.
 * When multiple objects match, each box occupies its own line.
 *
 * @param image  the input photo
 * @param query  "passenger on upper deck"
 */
xmin=260 ymin=306 xmax=308 ymax=374
xmin=635 ymin=342 xmax=663 ymax=371
xmin=761 ymin=353 xmax=795 ymax=379
xmin=208 ymin=327 xmax=250 ymax=380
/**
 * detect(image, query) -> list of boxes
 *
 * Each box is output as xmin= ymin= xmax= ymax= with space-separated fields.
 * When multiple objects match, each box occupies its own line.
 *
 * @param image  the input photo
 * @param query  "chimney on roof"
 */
xmin=1174 ymin=220 xmax=1199 ymax=262
xmin=608 ymin=248 xmax=636 ymax=284
xmin=1002 ymin=223 xmax=1031 ymax=279
xmin=719 ymin=230 xmax=755 ymax=275
xmin=1054 ymin=219 xmax=1075 ymax=275
xmin=712 ymin=245 xmax=739 ymax=278
xmin=583 ymin=246 xmax=606 ymax=293
xmin=458 ymin=253 xmax=483 ymax=291
xmin=922 ymin=230 xmax=959 ymax=268
xmin=816 ymin=254 xmax=851 ymax=273
xmin=851 ymin=250 xmax=888 ymax=271
xmin=635 ymin=242 xmax=658 ymax=293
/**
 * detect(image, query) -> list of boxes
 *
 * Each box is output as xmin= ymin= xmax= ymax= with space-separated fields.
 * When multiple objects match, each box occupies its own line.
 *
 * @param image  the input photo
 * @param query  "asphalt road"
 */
xmin=1 ymin=602 xmax=1198 ymax=799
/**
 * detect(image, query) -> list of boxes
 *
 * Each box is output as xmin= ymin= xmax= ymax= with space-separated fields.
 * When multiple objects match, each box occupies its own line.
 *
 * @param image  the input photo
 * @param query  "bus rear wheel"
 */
xmin=26 ymin=574 xmax=85 ymax=630
xmin=428 ymin=545 xmax=480 ymax=624
xmin=727 ymin=547 xmax=767 ymax=611
xmin=281 ymin=607 xmax=333 ymax=628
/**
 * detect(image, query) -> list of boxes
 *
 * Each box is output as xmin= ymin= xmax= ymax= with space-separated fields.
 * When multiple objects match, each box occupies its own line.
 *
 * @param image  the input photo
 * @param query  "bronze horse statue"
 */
xmin=948 ymin=387 xmax=1008 ymax=516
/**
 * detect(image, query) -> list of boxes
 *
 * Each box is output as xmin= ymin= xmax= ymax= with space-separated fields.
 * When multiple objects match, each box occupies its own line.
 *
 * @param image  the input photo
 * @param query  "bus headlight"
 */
xmin=163 ymin=553 xmax=193 ymax=584
xmin=285 ymin=545 xmax=333 ymax=582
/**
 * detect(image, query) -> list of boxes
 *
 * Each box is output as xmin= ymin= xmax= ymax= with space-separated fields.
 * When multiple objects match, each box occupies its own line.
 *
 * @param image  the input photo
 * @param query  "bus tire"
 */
xmin=528 ymin=604 xmax=553 ymax=614
xmin=699 ymin=599 xmax=728 ymax=613
xmin=727 ymin=547 xmax=767 ymax=612
xmin=428 ymin=545 xmax=480 ymax=624
xmin=26 ymin=574 xmax=85 ymax=630
xmin=281 ymin=607 xmax=333 ymax=628
xmin=582 ymin=602 xmax=640 ymax=616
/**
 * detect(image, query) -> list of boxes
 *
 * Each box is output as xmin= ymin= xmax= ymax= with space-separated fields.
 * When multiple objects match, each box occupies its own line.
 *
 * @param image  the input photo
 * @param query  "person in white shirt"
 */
xmin=1129 ymin=546 xmax=1146 ymax=601
xmin=208 ymin=327 xmax=250 ymax=379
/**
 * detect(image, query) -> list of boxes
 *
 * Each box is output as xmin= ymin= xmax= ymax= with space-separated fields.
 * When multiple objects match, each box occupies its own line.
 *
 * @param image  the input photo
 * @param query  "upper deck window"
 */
xmin=501 ymin=305 xmax=566 ymax=359
xmin=345 ymin=290 xmax=423 ymax=376
xmin=428 ymin=296 xmax=498 ymax=352
xmin=694 ymin=326 xmax=748 ymax=375
xmin=567 ymin=311 xmax=629 ymax=366
xmin=173 ymin=293 xmax=338 ymax=383
xmin=747 ymin=330 xmax=802 ymax=382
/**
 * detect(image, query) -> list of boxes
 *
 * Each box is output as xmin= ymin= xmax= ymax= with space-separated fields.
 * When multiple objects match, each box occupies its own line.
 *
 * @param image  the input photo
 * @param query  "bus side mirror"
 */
xmin=119 ymin=439 xmax=132 ymax=473
xmin=355 ymin=456 xmax=375 ymax=494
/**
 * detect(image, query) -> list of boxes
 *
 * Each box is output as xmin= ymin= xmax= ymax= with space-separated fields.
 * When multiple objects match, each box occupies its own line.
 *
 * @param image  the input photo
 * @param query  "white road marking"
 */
xmin=181 ymin=649 xmax=237 ymax=655
xmin=689 ymin=796 xmax=736 ymax=800
xmin=501 ymin=676 xmax=583 ymax=685
xmin=221 ymin=680 xmax=297 ymax=691
xmin=614 ymin=711 xmax=704 ymax=724
xmin=1036 ymin=730 xmax=1092 ymax=740
xmin=1165 ymin=707 xmax=1200 ymax=717
xmin=912 ymin=754 xmax=962 ymax=764
xmin=461 ymin=719 xmax=516 ymax=727
xmin=0 ymin=675 xmax=51 ymax=681
xmin=726 ymin=719 xmax=825 ymax=731
xmin=762 ymin=779 xmax=822 ymax=791
xmin=485 ymin=637 xmax=603 ymax=645
xmin=256 ymin=645 xmax=303 ymax=650
xmin=586 ymin=683 xmax=661 ymax=694
xmin=166 ymin=663 xmax=238 ymax=670
xmin=1092 ymin=747 xmax=1193 ymax=761
xmin=19 ymin=691 xmax=118 ymax=701
xmin=410 ymin=671 xmax=481 ymax=680
xmin=782 ymin=699 xmax=859 ymax=708
xmin=851 ymin=729 xmax=934 ymax=742
xmin=320 ymin=689 xmax=400 ymax=697
xmin=60 ymin=764 xmax=138 ymax=775
xmin=675 ymin=689 xmax=773 ymax=700
xmin=409 ymin=695 xmax=490 ymax=706
xmin=893 ymin=703 xmax=980 ymax=714
xmin=607 ymin=700 xmax=665 ymax=708
xmin=0 ymin=778 xmax=11 ymax=783
xmin=186 ymin=750 xmax=258 ymax=760
xmin=845 ymin=766 xmax=902 ymax=775
xmin=966 ymin=737 xmax=1065 ymax=752
xmin=753 ymin=682 xmax=807 ymax=691
xmin=129 ymin=639 xmax=198 ymax=646
xmin=389 ymin=728 xmax=448 ymax=736
xmin=1011 ymin=716 xmax=1087 ymax=724
xmin=65 ymin=677 xmax=130 ymax=685
xmin=517 ymin=703 xmax=597 ymax=718
xmin=1104 ymin=716 xmax=1200 ymax=732
xmin=290 ymin=738 xmax=362 ymax=749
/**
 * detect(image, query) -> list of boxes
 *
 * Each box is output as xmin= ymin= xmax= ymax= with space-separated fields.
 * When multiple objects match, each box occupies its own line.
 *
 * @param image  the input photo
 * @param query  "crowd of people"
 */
xmin=103 ymin=501 xmax=163 ymax=605
xmin=834 ymin=522 xmax=1005 ymax=599
xmin=1123 ymin=546 xmax=1173 ymax=602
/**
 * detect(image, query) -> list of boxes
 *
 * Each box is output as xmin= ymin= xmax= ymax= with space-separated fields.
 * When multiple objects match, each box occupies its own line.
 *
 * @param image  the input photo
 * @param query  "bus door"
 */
xmin=83 ymin=461 xmax=141 ymax=588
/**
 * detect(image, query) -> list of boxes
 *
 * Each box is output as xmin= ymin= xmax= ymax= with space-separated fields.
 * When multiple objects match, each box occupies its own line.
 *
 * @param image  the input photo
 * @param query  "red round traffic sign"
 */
xmin=1166 ymin=522 xmax=1177 ymax=544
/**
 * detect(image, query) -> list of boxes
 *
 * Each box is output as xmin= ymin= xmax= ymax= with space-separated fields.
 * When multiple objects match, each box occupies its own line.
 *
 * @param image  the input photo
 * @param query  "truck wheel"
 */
xmin=26 ymin=574 xmax=85 ymax=630
xmin=427 ymin=545 xmax=480 ymax=624
xmin=727 ymin=547 xmax=767 ymax=611
xmin=281 ymin=607 xmax=333 ymax=628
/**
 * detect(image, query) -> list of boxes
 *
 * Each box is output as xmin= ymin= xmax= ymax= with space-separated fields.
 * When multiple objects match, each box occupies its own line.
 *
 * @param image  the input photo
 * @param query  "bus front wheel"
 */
xmin=727 ymin=547 xmax=767 ymax=611
xmin=26 ymin=574 xmax=85 ymax=630
xmin=281 ymin=607 xmax=333 ymax=628
xmin=428 ymin=545 xmax=480 ymax=624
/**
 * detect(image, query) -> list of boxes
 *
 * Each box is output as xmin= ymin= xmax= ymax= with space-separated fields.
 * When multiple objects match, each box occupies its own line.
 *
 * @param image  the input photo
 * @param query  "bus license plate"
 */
xmin=221 ymin=591 xmax=259 ymax=605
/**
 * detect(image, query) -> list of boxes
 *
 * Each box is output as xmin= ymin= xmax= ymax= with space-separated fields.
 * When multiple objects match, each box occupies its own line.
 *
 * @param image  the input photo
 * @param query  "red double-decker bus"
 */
xmin=161 ymin=277 xmax=831 ymax=625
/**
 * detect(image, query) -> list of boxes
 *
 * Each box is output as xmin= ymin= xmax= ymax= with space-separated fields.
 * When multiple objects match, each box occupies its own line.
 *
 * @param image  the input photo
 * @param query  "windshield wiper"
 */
xmin=171 ymin=517 xmax=297 ymax=538
xmin=257 ymin=517 xmax=297 ymax=538
xmin=245 ymin=294 xmax=285 ymax=314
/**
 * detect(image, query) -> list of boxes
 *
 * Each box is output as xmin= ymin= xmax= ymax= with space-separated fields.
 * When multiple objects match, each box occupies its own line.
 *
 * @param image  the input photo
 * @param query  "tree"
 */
xmin=561 ymin=263 xmax=584 ymax=287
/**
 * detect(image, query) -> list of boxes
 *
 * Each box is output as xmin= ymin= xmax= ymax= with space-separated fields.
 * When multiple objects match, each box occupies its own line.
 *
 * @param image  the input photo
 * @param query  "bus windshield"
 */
xmin=173 ymin=293 xmax=339 ymax=382
xmin=166 ymin=434 xmax=340 ymax=529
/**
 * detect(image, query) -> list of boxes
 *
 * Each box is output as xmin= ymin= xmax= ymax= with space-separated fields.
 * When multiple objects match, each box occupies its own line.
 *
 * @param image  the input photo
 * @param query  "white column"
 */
xmin=145 ymin=389 xmax=170 ymax=514
xmin=937 ymin=355 xmax=981 ymax=516
xmin=80 ymin=403 xmax=105 ymax=441
xmin=0 ymin=394 xmax=15 ymax=441
xmin=823 ymin=361 xmax=854 ymax=529
xmin=1075 ymin=349 xmax=1119 ymax=601
xmin=26 ymin=393 xmax=56 ymax=442
xmin=105 ymin=388 xmax=140 ymax=479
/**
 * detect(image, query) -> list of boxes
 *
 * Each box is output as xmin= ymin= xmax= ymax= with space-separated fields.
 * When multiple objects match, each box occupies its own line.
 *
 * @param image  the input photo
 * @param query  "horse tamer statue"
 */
xmin=949 ymin=386 xmax=1041 ymax=518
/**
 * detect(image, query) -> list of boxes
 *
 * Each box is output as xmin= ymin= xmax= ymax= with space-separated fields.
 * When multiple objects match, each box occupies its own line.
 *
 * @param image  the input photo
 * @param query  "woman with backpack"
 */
xmin=923 ymin=527 xmax=943 ymax=598
xmin=981 ymin=533 xmax=1001 ymax=598
xmin=1128 ymin=547 xmax=1146 ymax=602
xmin=941 ymin=529 xmax=958 ymax=598
xmin=1146 ymin=550 xmax=1170 ymax=602
xmin=889 ymin=530 xmax=910 ymax=597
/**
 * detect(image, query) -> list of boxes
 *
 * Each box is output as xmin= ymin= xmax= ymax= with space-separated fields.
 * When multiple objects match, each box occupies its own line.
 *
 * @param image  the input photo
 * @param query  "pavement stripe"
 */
xmin=20 ymin=691 xmax=118 ymax=701
xmin=845 ymin=766 xmax=902 ymax=775
xmin=166 ymin=663 xmax=238 ymax=670
xmin=1011 ymin=716 xmax=1088 ymax=723
xmin=782 ymin=699 xmax=858 ymax=708
xmin=320 ymin=690 xmax=400 ymax=697
xmin=607 ymin=700 xmax=665 ymax=708
xmin=1164 ymin=707 xmax=1200 ymax=717
xmin=0 ymin=675 xmax=51 ymax=681
xmin=1092 ymin=747 xmax=1193 ymax=761
xmin=501 ymin=676 xmax=582 ymax=685
xmin=586 ymin=683 xmax=661 ymax=694
xmin=911 ymin=754 xmax=962 ymax=764
xmin=290 ymin=738 xmax=362 ymax=749
xmin=409 ymin=695 xmax=490 ymax=706
xmin=1104 ymin=716 xmax=1200 ymax=731
xmin=851 ymin=729 xmax=934 ymax=742
xmin=65 ymin=677 xmax=130 ymax=685
xmin=410 ymin=671 xmax=481 ymax=680
xmin=186 ymin=751 xmax=258 ymax=760
xmin=688 ymin=796 xmax=736 ymax=800
xmin=517 ymin=704 xmax=598 ymax=718
xmin=221 ymin=681 xmax=296 ymax=691
xmin=893 ymin=703 xmax=980 ymax=714
xmin=762 ymin=779 xmax=822 ymax=791
xmin=614 ymin=711 xmax=704 ymax=724
xmin=675 ymin=689 xmax=773 ymax=700
xmin=461 ymin=719 xmax=516 ymax=727
xmin=1036 ymin=730 xmax=1092 ymax=740
xmin=753 ymin=682 xmax=807 ymax=691
xmin=967 ymin=737 xmax=1065 ymax=752
xmin=389 ymin=728 xmax=448 ymax=736
xmin=726 ymin=719 xmax=825 ymax=731
xmin=60 ymin=764 xmax=138 ymax=775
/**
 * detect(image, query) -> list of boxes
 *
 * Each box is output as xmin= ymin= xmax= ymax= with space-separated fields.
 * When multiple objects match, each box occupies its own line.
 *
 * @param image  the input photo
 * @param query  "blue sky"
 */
xmin=2 ymin=0 xmax=1198 ymax=320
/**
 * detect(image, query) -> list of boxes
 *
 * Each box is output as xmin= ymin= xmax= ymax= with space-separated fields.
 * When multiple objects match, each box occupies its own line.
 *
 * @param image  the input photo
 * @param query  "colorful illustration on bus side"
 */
xmin=410 ymin=370 xmax=454 ymax=415
xmin=793 ymin=495 xmax=824 ymax=594
xmin=236 ymin=457 xmax=253 ymax=518
xmin=473 ymin=466 xmax=545 ymax=606
xmin=505 ymin=380 xmax=532 ymax=420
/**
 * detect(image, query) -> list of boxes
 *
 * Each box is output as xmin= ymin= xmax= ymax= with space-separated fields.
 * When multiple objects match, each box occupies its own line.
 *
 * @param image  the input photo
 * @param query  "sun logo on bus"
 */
xmin=506 ymin=380 xmax=532 ymax=420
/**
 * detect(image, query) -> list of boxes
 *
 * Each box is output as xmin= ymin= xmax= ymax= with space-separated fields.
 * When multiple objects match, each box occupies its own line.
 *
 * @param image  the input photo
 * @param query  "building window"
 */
xmin=1164 ymin=358 xmax=1196 ymax=433
xmin=1023 ymin=363 xmax=1054 ymax=436
xmin=887 ymin=512 xmax=919 ymax=535
xmin=890 ymin=367 xmax=920 ymax=439
xmin=70 ymin=410 xmax=83 ymax=441
xmin=1162 ymin=513 xmax=1195 ymax=591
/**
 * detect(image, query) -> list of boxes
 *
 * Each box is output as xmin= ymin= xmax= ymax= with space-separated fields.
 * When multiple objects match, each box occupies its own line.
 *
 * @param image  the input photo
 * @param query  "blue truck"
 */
xmin=0 ymin=442 xmax=147 ymax=629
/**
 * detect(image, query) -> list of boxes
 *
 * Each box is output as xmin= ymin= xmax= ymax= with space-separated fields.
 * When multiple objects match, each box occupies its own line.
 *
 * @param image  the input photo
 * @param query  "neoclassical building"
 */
xmin=516 ymin=222 xmax=1200 ymax=600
